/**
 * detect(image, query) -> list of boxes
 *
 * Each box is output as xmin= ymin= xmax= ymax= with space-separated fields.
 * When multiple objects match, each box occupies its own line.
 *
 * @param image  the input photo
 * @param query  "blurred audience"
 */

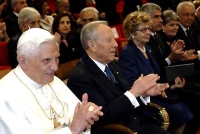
xmin=52 ymin=0 xmax=70 ymax=18
xmin=52 ymin=12 xmax=83 ymax=64
xmin=0 ymin=21 xmax=9 ymax=41
xmin=5 ymin=0 xmax=27 ymax=38
xmin=32 ymin=0 xmax=54 ymax=32
xmin=7 ymin=7 xmax=40 ymax=68
xmin=95 ymin=0 xmax=120 ymax=25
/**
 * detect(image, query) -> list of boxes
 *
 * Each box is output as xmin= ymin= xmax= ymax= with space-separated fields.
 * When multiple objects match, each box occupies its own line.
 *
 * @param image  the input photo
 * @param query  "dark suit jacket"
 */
xmin=5 ymin=13 xmax=21 ymax=38
xmin=96 ymin=0 xmax=120 ymax=25
xmin=67 ymin=54 xmax=169 ymax=134
xmin=7 ymin=32 xmax=22 ymax=68
xmin=176 ymin=24 xmax=197 ymax=51
xmin=191 ymin=15 xmax=200 ymax=50
xmin=146 ymin=34 xmax=168 ymax=75
xmin=118 ymin=40 xmax=162 ymax=86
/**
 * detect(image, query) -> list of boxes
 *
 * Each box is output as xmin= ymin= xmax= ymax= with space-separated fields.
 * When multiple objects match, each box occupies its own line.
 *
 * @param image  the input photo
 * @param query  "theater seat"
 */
xmin=0 ymin=42 xmax=10 ymax=66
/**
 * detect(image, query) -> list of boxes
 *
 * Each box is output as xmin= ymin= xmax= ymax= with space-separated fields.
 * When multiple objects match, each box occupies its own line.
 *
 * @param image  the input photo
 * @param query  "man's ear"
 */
xmin=88 ymin=40 xmax=97 ymax=52
xmin=17 ymin=55 xmax=28 ymax=70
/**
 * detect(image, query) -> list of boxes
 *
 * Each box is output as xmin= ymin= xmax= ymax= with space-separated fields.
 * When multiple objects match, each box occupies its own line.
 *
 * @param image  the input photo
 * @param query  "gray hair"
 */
xmin=177 ymin=1 xmax=195 ymax=14
xmin=11 ymin=0 xmax=18 ymax=8
xmin=140 ymin=3 xmax=162 ymax=16
xmin=18 ymin=7 xmax=41 ymax=26
xmin=162 ymin=10 xmax=180 ymax=25
xmin=17 ymin=28 xmax=59 ymax=58
xmin=80 ymin=21 xmax=108 ymax=50
xmin=80 ymin=7 xmax=99 ymax=20
xmin=56 ymin=0 xmax=68 ymax=7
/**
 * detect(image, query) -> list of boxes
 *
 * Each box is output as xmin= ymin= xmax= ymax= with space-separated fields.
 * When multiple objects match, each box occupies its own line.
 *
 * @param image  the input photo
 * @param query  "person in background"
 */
xmin=95 ymin=0 xmax=120 ymax=25
xmin=7 ymin=7 xmax=40 ymax=68
xmin=75 ymin=7 xmax=99 ymax=57
xmin=5 ymin=0 xmax=27 ymax=38
xmin=0 ymin=28 xmax=103 ymax=134
xmin=31 ymin=0 xmax=54 ymax=32
xmin=52 ymin=0 xmax=70 ymax=18
xmin=68 ymin=0 xmax=87 ymax=15
xmin=118 ymin=11 xmax=193 ymax=134
xmin=52 ymin=12 xmax=83 ymax=64
xmin=0 ymin=21 xmax=9 ymax=41
xmin=67 ymin=21 xmax=169 ymax=134
xmin=191 ymin=0 xmax=200 ymax=50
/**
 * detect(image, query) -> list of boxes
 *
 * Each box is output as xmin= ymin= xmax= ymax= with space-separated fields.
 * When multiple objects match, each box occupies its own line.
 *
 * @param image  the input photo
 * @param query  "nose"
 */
xmin=50 ymin=58 xmax=59 ymax=71
xmin=113 ymin=39 xmax=118 ymax=47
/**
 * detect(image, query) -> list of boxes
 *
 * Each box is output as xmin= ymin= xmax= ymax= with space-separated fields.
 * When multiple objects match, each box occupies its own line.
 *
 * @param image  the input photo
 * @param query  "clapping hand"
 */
xmin=69 ymin=93 xmax=103 ymax=134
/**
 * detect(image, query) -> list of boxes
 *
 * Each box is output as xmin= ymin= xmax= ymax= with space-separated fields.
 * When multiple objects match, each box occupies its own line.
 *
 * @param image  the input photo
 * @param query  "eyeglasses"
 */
xmin=136 ymin=27 xmax=152 ymax=33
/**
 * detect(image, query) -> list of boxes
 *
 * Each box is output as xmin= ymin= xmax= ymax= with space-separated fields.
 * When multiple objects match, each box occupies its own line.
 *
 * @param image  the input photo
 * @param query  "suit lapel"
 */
xmin=82 ymin=54 xmax=122 ymax=95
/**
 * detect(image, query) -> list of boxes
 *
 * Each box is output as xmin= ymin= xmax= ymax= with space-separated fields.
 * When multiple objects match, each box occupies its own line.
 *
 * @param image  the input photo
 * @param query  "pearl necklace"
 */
xmin=137 ymin=46 xmax=146 ymax=53
xmin=13 ymin=69 xmax=65 ymax=128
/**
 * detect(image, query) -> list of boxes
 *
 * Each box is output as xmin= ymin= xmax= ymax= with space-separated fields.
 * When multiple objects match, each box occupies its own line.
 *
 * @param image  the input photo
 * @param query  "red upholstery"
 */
xmin=0 ymin=65 xmax=12 ymax=70
xmin=110 ymin=25 xmax=127 ymax=56
xmin=47 ymin=0 xmax=56 ymax=13
xmin=86 ymin=3 xmax=96 ymax=8
xmin=116 ymin=1 xmax=124 ymax=23
xmin=0 ymin=42 xmax=10 ymax=66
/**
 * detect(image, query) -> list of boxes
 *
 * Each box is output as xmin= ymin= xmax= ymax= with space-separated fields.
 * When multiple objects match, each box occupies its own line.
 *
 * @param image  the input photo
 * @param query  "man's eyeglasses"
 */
xmin=136 ymin=27 xmax=152 ymax=33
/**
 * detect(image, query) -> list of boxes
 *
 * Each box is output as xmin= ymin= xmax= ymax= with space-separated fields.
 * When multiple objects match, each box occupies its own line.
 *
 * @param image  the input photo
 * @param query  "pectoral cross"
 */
xmin=53 ymin=116 xmax=61 ymax=128
xmin=51 ymin=106 xmax=61 ymax=128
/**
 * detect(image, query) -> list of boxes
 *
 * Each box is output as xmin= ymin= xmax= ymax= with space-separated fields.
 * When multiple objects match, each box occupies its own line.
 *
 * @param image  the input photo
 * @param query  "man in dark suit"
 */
xmin=176 ymin=1 xmax=200 ymax=50
xmin=67 ymin=21 xmax=169 ymax=134
xmin=5 ymin=0 xmax=27 ymax=38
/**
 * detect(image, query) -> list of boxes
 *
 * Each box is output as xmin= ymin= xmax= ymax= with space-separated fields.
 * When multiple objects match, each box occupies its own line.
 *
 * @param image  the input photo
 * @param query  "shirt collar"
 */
xmin=14 ymin=65 xmax=43 ymax=89
xmin=89 ymin=57 xmax=107 ymax=73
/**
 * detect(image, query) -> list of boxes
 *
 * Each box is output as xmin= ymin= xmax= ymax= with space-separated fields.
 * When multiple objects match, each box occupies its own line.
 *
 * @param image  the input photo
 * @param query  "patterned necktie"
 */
xmin=104 ymin=66 xmax=117 ymax=84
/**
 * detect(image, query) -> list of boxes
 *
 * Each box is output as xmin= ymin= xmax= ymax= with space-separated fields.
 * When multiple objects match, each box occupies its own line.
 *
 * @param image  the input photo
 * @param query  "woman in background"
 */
xmin=52 ymin=12 xmax=83 ymax=64
xmin=32 ymin=0 xmax=53 ymax=32
xmin=118 ymin=11 xmax=193 ymax=134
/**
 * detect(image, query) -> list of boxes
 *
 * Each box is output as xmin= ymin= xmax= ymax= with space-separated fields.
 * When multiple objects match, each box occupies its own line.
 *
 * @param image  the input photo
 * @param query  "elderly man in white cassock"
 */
xmin=0 ymin=28 xmax=103 ymax=134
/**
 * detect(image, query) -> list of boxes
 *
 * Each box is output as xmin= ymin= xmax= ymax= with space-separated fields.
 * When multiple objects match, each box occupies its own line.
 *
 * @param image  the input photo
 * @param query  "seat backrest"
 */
xmin=0 ymin=66 xmax=12 ymax=79
xmin=0 ymin=42 xmax=10 ymax=66
xmin=55 ymin=59 xmax=80 ymax=81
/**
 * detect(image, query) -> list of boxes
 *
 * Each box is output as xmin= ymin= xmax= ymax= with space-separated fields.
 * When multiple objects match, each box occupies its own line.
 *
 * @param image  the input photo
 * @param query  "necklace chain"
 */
xmin=13 ymin=69 xmax=65 ymax=120
xmin=137 ymin=46 xmax=146 ymax=53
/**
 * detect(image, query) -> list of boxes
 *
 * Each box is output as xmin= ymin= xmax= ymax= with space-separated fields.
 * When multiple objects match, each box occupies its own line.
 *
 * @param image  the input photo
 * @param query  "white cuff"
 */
xmin=124 ymin=91 xmax=140 ymax=108
xmin=165 ymin=57 xmax=171 ymax=65
xmin=197 ymin=50 xmax=200 ymax=60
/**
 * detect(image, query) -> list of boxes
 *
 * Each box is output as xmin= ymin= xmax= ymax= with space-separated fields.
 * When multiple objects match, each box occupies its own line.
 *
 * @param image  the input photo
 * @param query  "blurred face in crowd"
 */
xmin=21 ymin=16 xmax=40 ymax=31
xmin=196 ymin=7 xmax=200 ymax=19
xmin=81 ymin=11 xmax=96 ymax=26
xmin=58 ymin=16 xmax=71 ymax=35
xmin=177 ymin=5 xmax=195 ymax=28
xmin=162 ymin=20 xmax=179 ymax=38
xmin=42 ymin=2 xmax=50 ymax=15
xmin=21 ymin=43 xmax=59 ymax=85
xmin=13 ymin=0 xmax=27 ymax=13
xmin=88 ymin=24 xmax=118 ymax=64
xmin=58 ymin=0 xmax=70 ymax=13
xmin=133 ymin=23 xmax=152 ymax=45
xmin=150 ymin=10 xmax=163 ymax=32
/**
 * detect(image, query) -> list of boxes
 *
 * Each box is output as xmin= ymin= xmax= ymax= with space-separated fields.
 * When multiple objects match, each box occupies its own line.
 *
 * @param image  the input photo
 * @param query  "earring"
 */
xmin=132 ymin=36 xmax=135 ymax=39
